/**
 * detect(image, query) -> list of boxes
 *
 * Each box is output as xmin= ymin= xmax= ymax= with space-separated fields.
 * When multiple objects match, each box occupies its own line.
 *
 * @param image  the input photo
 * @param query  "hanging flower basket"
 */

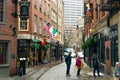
xmin=30 ymin=40 xmax=41 ymax=52
xmin=81 ymin=37 xmax=96 ymax=49
xmin=42 ymin=44 xmax=50 ymax=51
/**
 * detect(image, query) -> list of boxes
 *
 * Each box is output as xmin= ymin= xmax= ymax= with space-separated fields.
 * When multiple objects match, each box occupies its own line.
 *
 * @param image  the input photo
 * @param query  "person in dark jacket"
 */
xmin=65 ymin=51 xmax=72 ymax=76
xmin=92 ymin=53 xmax=100 ymax=77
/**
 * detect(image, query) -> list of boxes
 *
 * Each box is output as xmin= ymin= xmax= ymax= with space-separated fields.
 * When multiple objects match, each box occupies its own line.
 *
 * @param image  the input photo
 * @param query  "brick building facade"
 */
xmin=84 ymin=0 xmax=119 ymax=75
xmin=0 ymin=0 xmax=64 ymax=76
xmin=0 ymin=0 xmax=17 ymax=76
xmin=17 ymin=0 xmax=64 ymax=74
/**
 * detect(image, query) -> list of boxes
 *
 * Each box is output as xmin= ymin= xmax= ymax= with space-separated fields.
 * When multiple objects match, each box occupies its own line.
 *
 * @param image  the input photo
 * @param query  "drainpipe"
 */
xmin=118 ymin=11 xmax=120 ymax=63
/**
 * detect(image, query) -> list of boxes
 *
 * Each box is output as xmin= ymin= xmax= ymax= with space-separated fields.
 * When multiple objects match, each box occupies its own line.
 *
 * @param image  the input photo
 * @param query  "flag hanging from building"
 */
xmin=43 ymin=22 xmax=50 ymax=34
xmin=49 ymin=26 xmax=58 ymax=40
xmin=52 ymin=28 xmax=58 ymax=40
xmin=49 ymin=26 xmax=53 ymax=35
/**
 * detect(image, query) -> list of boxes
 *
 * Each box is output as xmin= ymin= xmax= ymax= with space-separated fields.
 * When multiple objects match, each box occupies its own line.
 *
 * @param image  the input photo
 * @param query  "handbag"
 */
xmin=80 ymin=61 xmax=84 ymax=69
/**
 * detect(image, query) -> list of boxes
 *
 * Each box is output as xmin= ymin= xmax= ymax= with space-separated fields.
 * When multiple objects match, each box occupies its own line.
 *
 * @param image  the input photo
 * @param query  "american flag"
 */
xmin=43 ymin=22 xmax=50 ymax=34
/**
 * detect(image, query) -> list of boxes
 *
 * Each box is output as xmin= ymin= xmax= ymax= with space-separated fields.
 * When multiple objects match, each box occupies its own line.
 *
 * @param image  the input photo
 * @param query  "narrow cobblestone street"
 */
xmin=38 ymin=58 xmax=113 ymax=80
xmin=0 ymin=58 xmax=116 ymax=80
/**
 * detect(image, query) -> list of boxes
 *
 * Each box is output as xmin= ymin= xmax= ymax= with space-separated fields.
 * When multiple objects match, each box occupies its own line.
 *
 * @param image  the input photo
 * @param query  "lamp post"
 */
xmin=118 ymin=11 xmax=120 ymax=63
xmin=34 ymin=35 xmax=37 ymax=66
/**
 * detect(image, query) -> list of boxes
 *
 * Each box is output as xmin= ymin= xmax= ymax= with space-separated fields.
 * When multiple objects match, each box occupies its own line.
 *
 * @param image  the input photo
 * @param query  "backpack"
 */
xmin=76 ymin=58 xmax=81 ymax=67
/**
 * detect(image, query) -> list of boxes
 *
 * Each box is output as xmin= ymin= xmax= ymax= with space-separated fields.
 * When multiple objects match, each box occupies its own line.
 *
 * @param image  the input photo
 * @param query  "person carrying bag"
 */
xmin=75 ymin=55 xmax=83 ymax=76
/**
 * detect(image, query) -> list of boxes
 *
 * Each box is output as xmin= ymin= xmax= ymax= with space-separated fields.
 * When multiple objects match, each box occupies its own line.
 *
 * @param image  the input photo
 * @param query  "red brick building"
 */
xmin=17 ymin=0 xmax=64 ymax=70
xmin=17 ymin=0 xmax=52 ymax=66
xmin=0 ymin=0 xmax=17 ymax=76
xmin=0 ymin=0 xmax=64 ymax=76
xmin=84 ymin=0 xmax=119 ymax=75
xmin=84 ymin=0 xmax=109 ymax=72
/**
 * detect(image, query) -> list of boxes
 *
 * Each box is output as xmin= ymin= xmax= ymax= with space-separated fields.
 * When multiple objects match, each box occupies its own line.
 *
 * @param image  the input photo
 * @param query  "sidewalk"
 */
xmin=0 ymin=60 xmax=62 ymax=80
xmin=78 ymin=62 xmax=113 ymax=80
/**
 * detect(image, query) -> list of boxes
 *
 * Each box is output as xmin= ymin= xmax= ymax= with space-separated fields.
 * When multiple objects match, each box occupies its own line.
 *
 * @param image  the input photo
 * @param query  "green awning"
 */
xmin=32 ymin=39 xmax=40 ymax=42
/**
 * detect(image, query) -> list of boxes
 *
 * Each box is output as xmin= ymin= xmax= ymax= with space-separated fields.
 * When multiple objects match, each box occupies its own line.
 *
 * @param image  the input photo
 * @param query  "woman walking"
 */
xmin=76 ymin=55 xmax=83 ymax=76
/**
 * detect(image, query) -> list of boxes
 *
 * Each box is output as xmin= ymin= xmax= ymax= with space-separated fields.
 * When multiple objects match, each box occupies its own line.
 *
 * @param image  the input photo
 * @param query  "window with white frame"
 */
xmin=44 ymin=21 xmax=46 ymax=34
xmin=58 ymin=17 xmax=62 ymax=26
xmin=34 ymin=15 xmax=37 ymax=32
xmin=52 ymin=10 xmax=57 ymax=23
xmin=39 ymin=18 xmax=42 ymax=34
xmin=0 ymin=0 xmax=5 ymax=23
xmin=20 ymin=19 xmax=28 ymax=30
xmin=58 ymin=1 xmax=62 ymax=11
xmin=39 ymin=0 xmax=42 ymax=12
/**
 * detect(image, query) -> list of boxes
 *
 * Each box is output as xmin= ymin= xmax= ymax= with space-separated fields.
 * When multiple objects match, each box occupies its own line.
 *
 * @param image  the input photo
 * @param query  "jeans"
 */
xmin=93 ymin=66 xmax=100 ymax=76
xmin=77 ymin=68 xmax=81 ymax=75
xmin=66 ymin=64 xmax=71 ymax=75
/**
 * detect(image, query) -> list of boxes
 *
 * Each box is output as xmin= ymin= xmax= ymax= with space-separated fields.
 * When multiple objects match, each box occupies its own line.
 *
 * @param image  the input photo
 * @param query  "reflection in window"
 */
xmin=39 ymin=18 xmax=42 ymax=34
xmin=0 ymin=0 xmax=4 ymax=22
xmin=20 ymin=19 xmax=27 ymax=30
xmin=34 ymin=15 xmax=37 ymax=32
xmin=0 ymin=42 xmax=8 ymax=64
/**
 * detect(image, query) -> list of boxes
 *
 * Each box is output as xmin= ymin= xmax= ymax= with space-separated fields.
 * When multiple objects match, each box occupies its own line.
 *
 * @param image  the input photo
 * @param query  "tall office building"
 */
xmin=64 ymin=0 xmax=84 ymax=47
xmin=64 ymin=0 xmax=84 ymax=26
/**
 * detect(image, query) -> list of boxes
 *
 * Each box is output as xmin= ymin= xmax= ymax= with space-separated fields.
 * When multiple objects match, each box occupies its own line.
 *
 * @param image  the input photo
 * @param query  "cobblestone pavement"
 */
xmin=38 ymin=58 xmax=113 ymax=80
xmin=0 ymin=61 xmax=61 ymax=80
xmin=0 ymin=59 xmax=114 ymax=80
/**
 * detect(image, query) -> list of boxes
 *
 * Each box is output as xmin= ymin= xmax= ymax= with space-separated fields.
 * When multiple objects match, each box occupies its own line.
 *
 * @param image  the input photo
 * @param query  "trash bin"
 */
xmin=19 ymin=58 xmax=26 ymax=76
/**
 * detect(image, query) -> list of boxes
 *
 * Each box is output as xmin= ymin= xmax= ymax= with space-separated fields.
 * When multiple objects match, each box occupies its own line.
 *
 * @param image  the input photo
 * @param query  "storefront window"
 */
xmin=111 ymin=37 xmax=118 ymax=66
xmin=0 ymin=42 xmax=8 ymax=64
xmin=101 ymin=36 xmax=105 ymax=63
xmin=17 ymin=40 xmax=30 ymax=58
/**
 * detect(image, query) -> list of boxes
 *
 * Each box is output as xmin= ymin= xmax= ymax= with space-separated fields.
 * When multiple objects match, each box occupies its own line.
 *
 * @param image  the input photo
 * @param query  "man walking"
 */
xmin=92 ymin=53 xmax=100 ymax=77
xmin=65 ymin=51 xmax=72 ymax=76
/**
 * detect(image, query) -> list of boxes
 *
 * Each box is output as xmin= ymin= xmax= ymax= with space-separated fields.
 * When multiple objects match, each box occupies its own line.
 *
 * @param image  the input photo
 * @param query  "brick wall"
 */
xmin=0 ymin=0 xmax=17 ymax=75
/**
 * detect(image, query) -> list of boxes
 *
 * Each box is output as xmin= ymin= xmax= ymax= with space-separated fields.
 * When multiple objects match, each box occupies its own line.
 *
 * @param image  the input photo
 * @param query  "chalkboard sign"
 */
xmin=115 ymin=62 xmax=120 ymax=77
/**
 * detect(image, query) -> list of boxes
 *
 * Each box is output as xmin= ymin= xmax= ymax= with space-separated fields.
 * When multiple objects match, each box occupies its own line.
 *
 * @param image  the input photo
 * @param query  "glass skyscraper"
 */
xmin=63 ymin=0 xmax=84 ymax=47
xmin=64 ymin=0 xmax=84 ymax=26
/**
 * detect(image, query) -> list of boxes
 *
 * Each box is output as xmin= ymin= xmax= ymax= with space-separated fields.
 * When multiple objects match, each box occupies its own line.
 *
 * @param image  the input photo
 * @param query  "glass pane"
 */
xmin=0 ymin=0 xmax=3 ymax=22
xmin=20 ymin=20 xmax=27 ymax=30
xmin=0 ymin=43 xmax=5 ymax=64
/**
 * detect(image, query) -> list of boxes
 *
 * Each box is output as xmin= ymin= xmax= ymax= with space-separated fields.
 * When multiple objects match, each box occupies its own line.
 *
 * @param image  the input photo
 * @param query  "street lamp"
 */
xmin=34 ymin=35 xmax=37 ymax=66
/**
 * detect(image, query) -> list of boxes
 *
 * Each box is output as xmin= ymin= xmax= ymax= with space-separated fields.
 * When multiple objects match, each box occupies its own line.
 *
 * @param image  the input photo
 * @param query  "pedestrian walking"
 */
xmin=65 ymin=51 xmax=72 ymax=76
xmin=91 ymin=53 xmax=100 ymax=77
xmin=75 ymin=55 xmax=83 ymax=76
